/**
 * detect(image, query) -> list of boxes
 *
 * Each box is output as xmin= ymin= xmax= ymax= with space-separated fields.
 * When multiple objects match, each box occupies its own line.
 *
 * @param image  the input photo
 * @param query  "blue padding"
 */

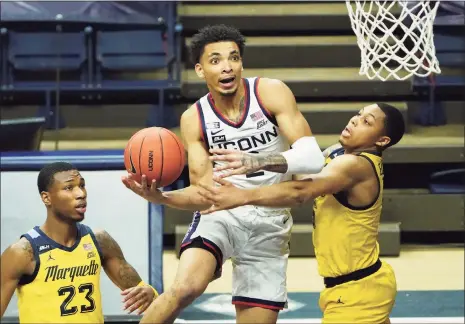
xmin=0 ymin=149 xmax=124 ymax=171
xmin=148 ymin=203 xmax=164 ymax=294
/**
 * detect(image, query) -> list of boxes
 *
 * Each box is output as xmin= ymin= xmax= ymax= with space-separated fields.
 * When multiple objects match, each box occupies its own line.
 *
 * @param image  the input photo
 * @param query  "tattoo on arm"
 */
xmin=96 ymin=231 xmax=142 ymax=289
xmin=10 ymin=238 xmax=36 ymax=277
xmin=19 ymin=239 xmax=35 ymax=263
xmin=259 ymin=154 xmax=288 ymax=173
xmin=244 ymin=153 xmax=289 ymax=173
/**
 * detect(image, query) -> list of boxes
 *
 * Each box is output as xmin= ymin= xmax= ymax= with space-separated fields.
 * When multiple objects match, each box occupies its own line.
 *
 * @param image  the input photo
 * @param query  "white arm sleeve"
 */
xmin=281 ymin=136 xmax=325 ymax=174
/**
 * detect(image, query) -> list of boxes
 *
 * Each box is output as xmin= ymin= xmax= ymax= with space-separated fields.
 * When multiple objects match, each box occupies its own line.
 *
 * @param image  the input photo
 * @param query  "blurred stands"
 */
xmin=1 ymin=1 xmax=464 ymax=255
xmin=0 ymin=1 xmax=182 ymax=128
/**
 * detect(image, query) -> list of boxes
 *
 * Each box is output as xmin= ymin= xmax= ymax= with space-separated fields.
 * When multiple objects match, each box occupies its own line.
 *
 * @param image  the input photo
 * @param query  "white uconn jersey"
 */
xmin=196 ymin=77 xmax=292 ymax=215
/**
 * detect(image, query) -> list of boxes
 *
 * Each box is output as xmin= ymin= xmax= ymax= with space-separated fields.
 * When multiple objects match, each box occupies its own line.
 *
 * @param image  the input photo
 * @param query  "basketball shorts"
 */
xmin=319 ymin=259 xmax=397 ymax=323
xmin=180 ymin=208 xmax=293 ymax=311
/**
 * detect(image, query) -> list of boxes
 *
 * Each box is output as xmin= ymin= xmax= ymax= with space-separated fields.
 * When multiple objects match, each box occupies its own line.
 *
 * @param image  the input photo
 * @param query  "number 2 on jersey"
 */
xmin=58 ymin=283 xmax=96 ymax=316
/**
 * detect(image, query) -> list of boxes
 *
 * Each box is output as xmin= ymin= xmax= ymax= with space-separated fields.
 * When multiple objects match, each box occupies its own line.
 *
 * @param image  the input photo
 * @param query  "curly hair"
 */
xmin=189 ymin=24 xmax=246 ymax=64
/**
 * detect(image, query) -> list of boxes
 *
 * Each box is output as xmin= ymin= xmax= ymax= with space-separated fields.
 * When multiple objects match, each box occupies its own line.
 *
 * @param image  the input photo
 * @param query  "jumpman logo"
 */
xmin=337 ymin=297 xmax=344 ymax=304
xmin=48 ymin=252 xmax=55 ymax=261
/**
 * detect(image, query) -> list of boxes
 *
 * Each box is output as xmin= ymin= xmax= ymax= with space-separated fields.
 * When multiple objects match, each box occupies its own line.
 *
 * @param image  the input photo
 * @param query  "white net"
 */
xmin=346 ymin=0 xmax=442 ymax=81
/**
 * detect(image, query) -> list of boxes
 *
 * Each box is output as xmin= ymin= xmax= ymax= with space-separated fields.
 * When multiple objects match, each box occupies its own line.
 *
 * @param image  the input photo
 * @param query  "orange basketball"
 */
xmin=124 ymin=127 xmax=186 ymax=187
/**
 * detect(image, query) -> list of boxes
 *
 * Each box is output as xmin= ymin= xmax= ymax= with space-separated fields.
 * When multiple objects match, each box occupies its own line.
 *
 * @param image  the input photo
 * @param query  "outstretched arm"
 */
xmin=210 ymin=78 xmax=325 ymax=177
xmin=199 ymin=154 xmax=366 ymax=213
xmin=94 ymin=230 xmax=157 ymax=314
xmin=1 ymin=238 xmax=35 ymax=318
xmin=122 ymin=105 xmax=213 ymax=211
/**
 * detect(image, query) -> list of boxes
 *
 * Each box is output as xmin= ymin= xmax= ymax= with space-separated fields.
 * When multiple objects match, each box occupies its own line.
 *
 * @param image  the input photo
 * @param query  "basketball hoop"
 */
xmin=346 ymin=0 xmax=441 ymax=81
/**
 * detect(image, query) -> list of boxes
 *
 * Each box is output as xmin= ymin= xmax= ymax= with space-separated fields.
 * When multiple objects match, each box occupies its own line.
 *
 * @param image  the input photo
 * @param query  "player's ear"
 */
xmin=195 ymin=63 xmax=205 ymax=79
xmin=375 ymin=136 xmax=390 ymax=149
xmin=41 ymin=191 xmax=51 ymax=206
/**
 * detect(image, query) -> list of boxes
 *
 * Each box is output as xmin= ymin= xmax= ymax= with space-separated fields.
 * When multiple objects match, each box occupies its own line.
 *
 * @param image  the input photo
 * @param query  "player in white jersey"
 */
xmin=121 ymin=24 xmax=325 ymax=324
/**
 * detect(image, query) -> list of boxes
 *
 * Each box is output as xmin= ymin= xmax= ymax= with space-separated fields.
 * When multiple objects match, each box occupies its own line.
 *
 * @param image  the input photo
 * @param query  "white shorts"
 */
xmin=180 ymin=208 xmax=293 ymax=311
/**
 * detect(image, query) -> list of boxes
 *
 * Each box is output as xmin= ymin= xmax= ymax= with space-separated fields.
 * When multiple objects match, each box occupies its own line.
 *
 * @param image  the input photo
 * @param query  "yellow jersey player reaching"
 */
xmin=197 ymin=103 xmax=405 ymax=323
xmin=0 ymin=162 xmax=158 ymax=323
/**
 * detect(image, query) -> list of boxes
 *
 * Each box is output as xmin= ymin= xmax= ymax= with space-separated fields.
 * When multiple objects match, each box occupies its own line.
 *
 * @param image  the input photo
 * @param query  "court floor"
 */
xmin=161 ymin=245 xmax=464 ymax=323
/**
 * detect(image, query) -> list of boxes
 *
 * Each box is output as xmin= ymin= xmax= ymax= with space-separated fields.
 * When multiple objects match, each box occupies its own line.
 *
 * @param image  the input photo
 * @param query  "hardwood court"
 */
xmin=162 ymin=245 xmax=464 ymax=293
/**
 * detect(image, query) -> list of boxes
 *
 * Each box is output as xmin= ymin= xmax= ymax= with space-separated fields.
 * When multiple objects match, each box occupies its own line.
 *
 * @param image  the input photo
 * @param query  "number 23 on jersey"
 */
xmin=58 ymin=283 xmax=96 ymax=316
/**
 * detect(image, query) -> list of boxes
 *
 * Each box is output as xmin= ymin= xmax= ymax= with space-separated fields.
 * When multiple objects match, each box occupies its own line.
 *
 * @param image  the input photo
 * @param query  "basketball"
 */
xmin=124 ymin=127 xmax=186 ymax=187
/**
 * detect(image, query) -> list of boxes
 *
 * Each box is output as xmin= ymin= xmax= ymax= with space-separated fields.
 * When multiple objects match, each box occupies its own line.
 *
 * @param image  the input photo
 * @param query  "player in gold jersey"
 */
xmin=1 ymin=162 xmax=158 ymax=323
xmin=196 ymin=103 xmax=405 ymax=323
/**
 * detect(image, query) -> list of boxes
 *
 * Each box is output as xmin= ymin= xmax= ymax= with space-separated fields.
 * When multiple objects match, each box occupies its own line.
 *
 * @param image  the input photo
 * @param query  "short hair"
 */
xmin=37 ymin=162 xmax=77 ymax=193
xmin=376 ymin=102 xmax=405 ymax=149
xmin=189 ymin=24 xmax=246 ymax=64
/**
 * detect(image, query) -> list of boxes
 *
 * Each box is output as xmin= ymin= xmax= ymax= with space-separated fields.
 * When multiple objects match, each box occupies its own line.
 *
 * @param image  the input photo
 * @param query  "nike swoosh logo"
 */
xmin=129 ymin=144 xmax=137 ymax=174
xmin=211 ymin=129 xmax=223 ymax=136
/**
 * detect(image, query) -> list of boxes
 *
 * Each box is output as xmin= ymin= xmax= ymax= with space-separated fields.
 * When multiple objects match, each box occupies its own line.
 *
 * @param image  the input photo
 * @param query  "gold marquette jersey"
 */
xmin=16 ymin=224 xmax=104 ymax=323
xmin=312 ymin=148 xmax=384 ymax=278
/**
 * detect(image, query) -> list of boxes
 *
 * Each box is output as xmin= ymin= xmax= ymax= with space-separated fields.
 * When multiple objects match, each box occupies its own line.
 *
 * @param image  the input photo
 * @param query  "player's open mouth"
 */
xmin=219 ymin=77 xmax=236 ymax=89
xmin=75 ymin=202 xmax=87 ymax=214
xmin=342 ymin=127 xmax=351 ymax=137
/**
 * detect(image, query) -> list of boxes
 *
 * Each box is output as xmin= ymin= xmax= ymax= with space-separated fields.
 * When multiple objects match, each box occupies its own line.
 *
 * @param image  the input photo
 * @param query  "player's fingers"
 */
xmin=121 ymin=177 xmax=131 ymax=189
xmin=122 ymin=287 xmax=140 ymax=302
xmin=128 ymin=182 xmax=143 ymax=195
xmin=125 ymin=298 xmax=145 ymax=314
xmin=136 ymin=302 xmax=150 ymax=315
xmin=216 ymin=167 xmax=248 ymax=178
xmin=140 ymin=175 xmax=148 ymax=190
xmin=211 ymin=162 xmax=229 ymax=171
xmin=208 ymin=205 xmax=222 ymax=213
xmin=200 ymin=206 xmax=216 ymax=215
xmin=197 ymin=190 xmax=217 ymax=204
xmin=126 ymin=175 xmax=142 ymax=190
xmin=121 ymin=287 xmax=133 ymax=296
xmin=209 ymin=148 xmax=238 ymax=155
xmin=210 ymin=154 xmax=241 ymax=163
xmin=213 ymin=161 xmax=243 ymax=172
xmin=127 ymin=174 xmax=141 ymax=185
xmin=197 ymin=182 xmax=217 ymax=193
xmin=149 ymin=179 xmax=157 ymax=192
xmin=123 ymin=291 xmax=142 ymax=309
xmin=212 ymin=176 xmax=231 ymax=186
xmin=215 ymin=170 xmax=234 ymax=178
xmin=199 ymin=192 xmax=213 ymax=205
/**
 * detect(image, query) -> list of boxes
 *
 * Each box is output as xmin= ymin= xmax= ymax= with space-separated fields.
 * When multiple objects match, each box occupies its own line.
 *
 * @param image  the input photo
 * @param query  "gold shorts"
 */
xmin=319 ymin=261 xmax=397 ymax=323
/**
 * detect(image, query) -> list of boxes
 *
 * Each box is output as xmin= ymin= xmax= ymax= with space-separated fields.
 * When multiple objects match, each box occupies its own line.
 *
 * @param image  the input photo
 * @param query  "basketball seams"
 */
xmin=157 ymin=129 xmax=164 ymax=186
xmin=138 ymin=136 xmax=146 ymax=184
xmin=165 ymin=130 xmax=184 ymax=177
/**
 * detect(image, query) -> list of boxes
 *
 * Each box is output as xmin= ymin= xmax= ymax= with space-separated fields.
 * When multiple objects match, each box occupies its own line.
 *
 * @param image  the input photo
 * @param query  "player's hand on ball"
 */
xmin=121 ymin=285 xmax=157 ymax=315
xmin=121 ymin=174 xmax=166 ymax=204
xmin=209 ymin=148 xmax=263 ymax=178
xmin=198 ymin=176 xmax=248 ymax=214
